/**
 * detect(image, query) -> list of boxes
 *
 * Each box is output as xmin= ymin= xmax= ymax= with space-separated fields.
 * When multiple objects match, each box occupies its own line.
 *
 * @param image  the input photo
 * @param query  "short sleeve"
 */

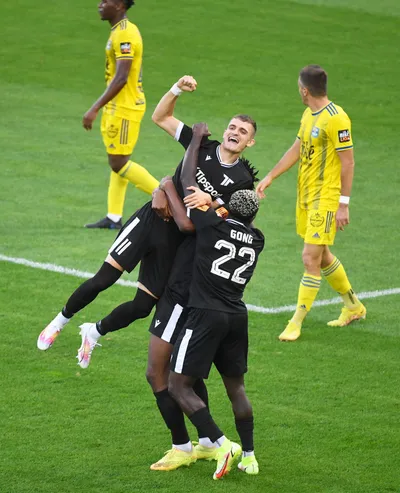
xmin=174 ymin=123 xmax=193 ymax=149
xmin=113 ymin=29 xmax=136 ymax=60
xmin=188 ymin=206 xmax=223 ymax=231
xmin=328 ymin=113 xmax=354 ymax=151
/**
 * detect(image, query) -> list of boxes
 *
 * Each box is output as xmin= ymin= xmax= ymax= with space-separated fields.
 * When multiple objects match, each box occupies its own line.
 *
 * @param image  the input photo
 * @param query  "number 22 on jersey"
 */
xmin=211 ymin=240 xmax=255 ymax=285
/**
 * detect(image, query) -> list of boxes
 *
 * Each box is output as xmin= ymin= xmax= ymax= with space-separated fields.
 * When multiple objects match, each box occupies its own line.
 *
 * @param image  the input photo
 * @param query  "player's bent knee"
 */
xmin=105 ymin=255 xmax=124 ymax=272
xmin=91 ymin=262 xmax=123 ymax=291
xmin=146 ymin=365 xmax=168 ymax=391
xmin=107 ymin=154 xmax=130 ymax=173
xmin=226 ymin=383 xmax=246 ymax=402
xmin=302 ymin=251 xmax=322 ymax=271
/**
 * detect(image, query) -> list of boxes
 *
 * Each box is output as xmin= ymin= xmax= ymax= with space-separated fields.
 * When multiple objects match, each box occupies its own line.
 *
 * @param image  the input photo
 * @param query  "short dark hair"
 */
xmin=232 ymin=114 xmax=257 ymax=135
xmin=299 ymin=65 xmax=327 ymax=97
xmin=122 ymin=0 xmax=135 ymax=9
xmin=228 ymin=189 xmax=259 ymax=222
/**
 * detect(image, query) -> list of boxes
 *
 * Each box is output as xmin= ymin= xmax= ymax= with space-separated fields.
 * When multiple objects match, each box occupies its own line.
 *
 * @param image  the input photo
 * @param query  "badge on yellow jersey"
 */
xmin=120 ymin=42 xmax=131 ymax=54
xmin=338 ymin=129 xmax=351 ymax=143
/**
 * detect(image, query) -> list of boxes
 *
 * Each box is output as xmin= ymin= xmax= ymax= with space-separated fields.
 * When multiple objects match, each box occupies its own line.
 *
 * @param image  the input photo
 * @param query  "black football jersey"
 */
xmin=187 ymin=207 xmax=264 ymax=313
xmin=172 ymin=123 xmax=256 ymax=204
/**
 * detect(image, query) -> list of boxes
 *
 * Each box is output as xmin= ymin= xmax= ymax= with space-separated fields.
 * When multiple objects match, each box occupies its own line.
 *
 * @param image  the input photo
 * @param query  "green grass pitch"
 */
xmin=1 ymin=1 xmax=400 ymax=491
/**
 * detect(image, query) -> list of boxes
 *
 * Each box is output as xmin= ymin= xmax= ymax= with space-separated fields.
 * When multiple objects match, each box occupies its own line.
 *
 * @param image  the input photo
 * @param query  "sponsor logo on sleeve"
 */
xmin=338 ymin=129 xmax=351 ymax=143
xmin=215 ymin=207 xmax=229 ymax=219
xmin=120 ymin=42 xmax=132 ymax=54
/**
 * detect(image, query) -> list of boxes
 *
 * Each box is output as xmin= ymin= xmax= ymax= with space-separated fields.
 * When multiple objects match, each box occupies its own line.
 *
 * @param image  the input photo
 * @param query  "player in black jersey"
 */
xmin=151 ymin=123 xmax=264 ymax=477
xmin=166 ymin=123 xmax=264 ymax=480
xmin=37 ymin=75 xmax=258 ymax=370
xmin=147 ymin=79 xmax=259 ymax=470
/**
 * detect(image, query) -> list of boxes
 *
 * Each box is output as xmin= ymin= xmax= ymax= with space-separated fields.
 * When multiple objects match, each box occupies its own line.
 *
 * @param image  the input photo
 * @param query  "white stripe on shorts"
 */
xmin=115 ymin=241 xmax=132 ymax=256
xmin=114 ymin=238 xmax=129 ymax=254
xmin=174 ymin=329 xmax=193 ymax=374
xmin=161 ymin=303 xmax=184 ymax=343
xmin=108 ymin=217 xmax=140 ymax=254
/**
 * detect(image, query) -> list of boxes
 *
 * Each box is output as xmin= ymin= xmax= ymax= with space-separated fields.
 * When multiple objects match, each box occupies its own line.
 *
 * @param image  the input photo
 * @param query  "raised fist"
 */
xmin=177 ymin=75 xmax=197 ymax=92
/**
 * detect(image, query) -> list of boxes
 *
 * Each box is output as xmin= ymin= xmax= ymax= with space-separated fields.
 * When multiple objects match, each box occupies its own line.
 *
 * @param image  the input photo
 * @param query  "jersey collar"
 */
xmin=217 ymin=145 xmax=239 ymax=168
xmin=226 ymin=218 xmax=245 ymax=227
xmin=311 ymin=101 xmax=332 ymax=116
xmin=111 ymin=17 xmax=128 ymax=30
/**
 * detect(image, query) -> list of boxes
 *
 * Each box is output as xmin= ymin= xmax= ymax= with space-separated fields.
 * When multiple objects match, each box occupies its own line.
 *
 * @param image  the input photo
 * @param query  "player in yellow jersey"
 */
xmin=83 ymin=0 xmax=159 ymax=229
xmin=256 ymin=65 xmax=366 ymax=341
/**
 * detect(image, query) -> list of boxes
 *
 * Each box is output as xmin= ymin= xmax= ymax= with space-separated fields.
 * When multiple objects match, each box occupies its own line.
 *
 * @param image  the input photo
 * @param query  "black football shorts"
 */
xmin=170 ymin=308 xmax=248 ymax=379
xmin=108 ymin=202 xmax=183 ymax=298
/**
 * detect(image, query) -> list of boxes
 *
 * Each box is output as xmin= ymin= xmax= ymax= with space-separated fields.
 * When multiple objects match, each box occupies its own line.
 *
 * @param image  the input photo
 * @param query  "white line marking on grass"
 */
xmin=0 ymin=254 xmax=139 ymax=288
xmin=247 ymin=287 xmax=400 ymax=314
xmin=1 ymin=253 xmax=399 ymax=315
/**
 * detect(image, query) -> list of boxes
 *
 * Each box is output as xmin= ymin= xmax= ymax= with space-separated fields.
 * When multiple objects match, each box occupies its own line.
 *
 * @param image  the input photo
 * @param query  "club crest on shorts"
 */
xmin=107 ymin=124 xmax=119 ymax=138
xmin=310 ymin=212 xmax=324 ymax=227
xmin=311 ymin=126 xmax=320 ymax=138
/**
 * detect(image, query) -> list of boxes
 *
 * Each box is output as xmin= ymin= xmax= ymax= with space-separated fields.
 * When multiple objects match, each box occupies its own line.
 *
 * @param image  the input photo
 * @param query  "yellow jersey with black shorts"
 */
xmin=296 ymin=101 xmax=353 ymax=245
xmin=101 ymin=18 xmax=145 ymax=155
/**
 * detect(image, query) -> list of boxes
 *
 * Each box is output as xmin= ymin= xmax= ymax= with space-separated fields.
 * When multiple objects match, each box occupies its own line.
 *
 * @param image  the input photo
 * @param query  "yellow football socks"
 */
xmin=322 ymin=257 xmax=361 ymax=310
xmin=108 ymin=171 xmax=129 ymax=218
xmin=292 ymin=274 xmax=322 ymax=325
xmin=118 ymin=160 xmax=159 ymax=195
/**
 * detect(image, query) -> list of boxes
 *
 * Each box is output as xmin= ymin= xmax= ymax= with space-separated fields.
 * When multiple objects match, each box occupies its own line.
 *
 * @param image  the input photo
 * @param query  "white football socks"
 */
xmin=199 ymin=437 xmax=216 ymax=448
xmin=52 ymin=312 xmax=70 ymax=332
xmin=243 ymin=451 xmax=255 ymax=457
xmin=107 ymin=213 xmax=122 ymax=223
xmin=173 ymin=441 xmax=192 ymax=453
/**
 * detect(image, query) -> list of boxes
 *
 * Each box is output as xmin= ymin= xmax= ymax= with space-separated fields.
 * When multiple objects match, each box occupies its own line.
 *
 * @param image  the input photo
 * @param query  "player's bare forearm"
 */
xmin=270 ymin=139 xmax=301 ymax=180
xmin=256 ymin=138 xmax=300 ymax=198
xmin=161 ymin=180 xmax=195 ymax=233
xmin=338 ymin=149 xmax=355 ymax=197
xmin=82 ymin=59 xmax=131 ymax=130
xmin=152 ymin=91 xmax=180 ymax=135
xmin=91 ymin=59 xmax=131 ymax=111
xmin=152 ymin=76 xmax=197 ymax=137
xmin=91 ymin=77 xmax=127 ymax=112
xmin=181 ymin=135 xmax=203 ymax=196
xmin=336 ymin=149 xmax=354 ymax=230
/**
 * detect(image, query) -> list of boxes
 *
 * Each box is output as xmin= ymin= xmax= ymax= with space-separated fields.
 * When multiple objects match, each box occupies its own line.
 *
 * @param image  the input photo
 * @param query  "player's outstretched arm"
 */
xmin=180 ymin=123 xmax=210 ymax=196
xmin=336 ymin=148 xmax=354 ymax=231
xmin=83 ymin=59 xmax=132 ymax=130
xmin=152 ymin=75 xmax=197 ymax=137
xmin=256 ymin=138 xmax=301 ymax=198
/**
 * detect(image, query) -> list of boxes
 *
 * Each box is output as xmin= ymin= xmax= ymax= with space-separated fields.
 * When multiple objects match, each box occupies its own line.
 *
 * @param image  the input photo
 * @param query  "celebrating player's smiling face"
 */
xmin=222 ymin=118 xmax=256 ymax=154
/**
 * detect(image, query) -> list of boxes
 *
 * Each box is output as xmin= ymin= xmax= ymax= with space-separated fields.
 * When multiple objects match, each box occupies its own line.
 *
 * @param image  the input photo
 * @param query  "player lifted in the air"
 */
xmin=257 ymin=64 xmax=366 ymax=341
xmin=38 ymin=76 xmax=258 ymax=371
